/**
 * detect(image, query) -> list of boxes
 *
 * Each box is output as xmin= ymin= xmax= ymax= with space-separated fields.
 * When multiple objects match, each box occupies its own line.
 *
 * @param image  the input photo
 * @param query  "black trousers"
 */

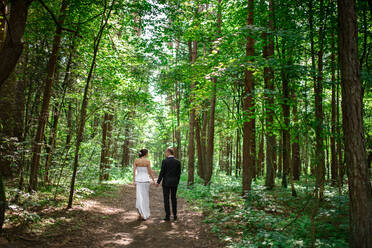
xmin=162 ymin=185 xmax=178 ymax=218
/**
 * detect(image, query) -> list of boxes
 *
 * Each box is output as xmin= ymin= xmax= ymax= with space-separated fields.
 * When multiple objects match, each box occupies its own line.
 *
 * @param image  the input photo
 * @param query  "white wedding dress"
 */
xmin=135 ymin=166 xmax=150 ymax=219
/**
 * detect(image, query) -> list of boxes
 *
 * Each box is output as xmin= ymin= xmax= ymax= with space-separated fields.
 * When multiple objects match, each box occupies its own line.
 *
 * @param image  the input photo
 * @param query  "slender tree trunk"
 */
xmin=336 ymin=70 xmax=343 ymax=190
xmin=100 ymin=113 xmax=109 ymax=181
xmin=203 ymin=0 xmax=220 ymax=184
xmin=175 ymin=80 xmax=181 ymax=159
xmin=315 ymin=0 xmax=326 ymax=200
xmin=277 ymin=133 xmax=282 ymax=177
xmin=258 ymin=124 xmax=264 ymax=177
xmin=330 ymin=32 xmax=338 ymax=186
xmin=66 ymin=102 xmax=72 ymax=147
xmin=100 ymin=112 xmax=113 ymax=181
xmin=44 ymin=30 xmax=77 ymax=183
xmin=337 ymin=0 xmax=372 ymax=246
xmin=204 ymin=78 xmax=217 ymax=185
xmin=195 ymin=117 xmax=205 ymax=179
xmin=281 ymin=61 xmax=289 ymax=189
xmin=44 ymin=105 xmax=59 ymax=183
xmin=121 ymin=120 xmax=130 ymax=167
xmin=292 ymin=91 xmax=301 ymax=181
xmin=68 ymin=0 xmax=114 ymax=208
xmin=29 ymin=0 xmax=68 ymax=191
xmin=187 ymin=39 xmax=197 ymax=186
xmin=242 ymin=0 xmax=255 ymax=194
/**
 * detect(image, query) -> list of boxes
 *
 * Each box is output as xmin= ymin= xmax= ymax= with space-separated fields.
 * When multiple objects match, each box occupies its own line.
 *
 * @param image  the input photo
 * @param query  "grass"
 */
xmin=178 ymin=172 xmax=349 ymax=248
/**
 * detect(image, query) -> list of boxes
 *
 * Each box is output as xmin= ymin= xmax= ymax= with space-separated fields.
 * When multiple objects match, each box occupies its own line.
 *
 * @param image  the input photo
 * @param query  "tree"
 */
xmin=264 ymin=0 xmax=275 ymax=189
xmin=242 ymin=0 xmax=255 ymax=194
xmin=29 ymin=0 xmax=68 ymax=192
xmin=0 ymin=0 xmax=33 ymax=88
xmin=337 ymin=0 xmax=372 ymax=246
xmin=68 ymin=0 xmax=115 ymax=208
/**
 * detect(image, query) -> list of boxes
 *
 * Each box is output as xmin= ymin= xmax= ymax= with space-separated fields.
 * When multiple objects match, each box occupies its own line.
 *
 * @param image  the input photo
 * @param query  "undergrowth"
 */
xmin=179 ymin=172 xmax=349 ymax=248
xmin=4 ymin=166 xmax=133 ymax=234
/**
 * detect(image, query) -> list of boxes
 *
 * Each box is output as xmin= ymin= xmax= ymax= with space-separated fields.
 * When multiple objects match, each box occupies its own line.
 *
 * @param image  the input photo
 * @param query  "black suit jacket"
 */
xmin=157 ymin=157 xmax=181 ymax=187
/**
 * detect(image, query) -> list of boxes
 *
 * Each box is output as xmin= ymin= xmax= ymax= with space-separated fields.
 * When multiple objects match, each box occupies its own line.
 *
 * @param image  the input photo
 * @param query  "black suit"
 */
xmin=157 ymin=156 xmax=181 ymax=219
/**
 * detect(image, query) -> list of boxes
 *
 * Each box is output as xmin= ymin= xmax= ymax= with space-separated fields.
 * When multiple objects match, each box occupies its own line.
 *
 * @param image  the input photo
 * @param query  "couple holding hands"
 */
xmin=132 ymin=148 xmax=181 ymax=221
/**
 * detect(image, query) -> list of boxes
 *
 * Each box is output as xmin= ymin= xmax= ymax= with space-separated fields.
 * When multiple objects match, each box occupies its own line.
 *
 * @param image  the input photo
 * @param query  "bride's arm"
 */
xmin=133 ymin=161 xmax=136 ymax=184
xmin=147 ymin=162 xmax=155 ymax=184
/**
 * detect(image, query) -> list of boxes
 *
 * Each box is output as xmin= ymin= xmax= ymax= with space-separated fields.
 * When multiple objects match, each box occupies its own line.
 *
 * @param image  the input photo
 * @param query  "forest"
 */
xmin=0 ymin=0 xmax=371 ymax=247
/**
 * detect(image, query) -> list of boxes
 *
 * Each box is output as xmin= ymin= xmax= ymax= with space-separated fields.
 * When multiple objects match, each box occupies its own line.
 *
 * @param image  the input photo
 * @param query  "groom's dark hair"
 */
xmin=166 ymin=147 xmax=174 ymax=155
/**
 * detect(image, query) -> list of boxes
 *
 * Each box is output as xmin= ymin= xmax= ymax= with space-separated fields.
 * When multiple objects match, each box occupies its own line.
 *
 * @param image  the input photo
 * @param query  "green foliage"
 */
xmin=179 ymin=174 xmax=349 ymax=248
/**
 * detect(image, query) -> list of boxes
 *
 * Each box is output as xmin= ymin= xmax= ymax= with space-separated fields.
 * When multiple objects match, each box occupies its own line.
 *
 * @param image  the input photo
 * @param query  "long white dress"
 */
xmin=135 ymin=166 xmax=150 ymax=219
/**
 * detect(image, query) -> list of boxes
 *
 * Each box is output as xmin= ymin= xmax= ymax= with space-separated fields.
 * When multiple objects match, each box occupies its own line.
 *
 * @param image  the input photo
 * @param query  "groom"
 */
xmin=156 ymin=148 xmax=181 ymax=221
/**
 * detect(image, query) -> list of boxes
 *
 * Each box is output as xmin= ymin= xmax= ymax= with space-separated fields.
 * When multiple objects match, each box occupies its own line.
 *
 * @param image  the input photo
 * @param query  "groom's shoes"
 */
xmin=163 ymin=217 xmax=170 ymax=221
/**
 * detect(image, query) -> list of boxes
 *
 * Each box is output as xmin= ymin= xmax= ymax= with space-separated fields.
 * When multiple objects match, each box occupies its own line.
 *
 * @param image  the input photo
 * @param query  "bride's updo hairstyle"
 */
xmin=138 ymin=149 xmax=148 ymax=158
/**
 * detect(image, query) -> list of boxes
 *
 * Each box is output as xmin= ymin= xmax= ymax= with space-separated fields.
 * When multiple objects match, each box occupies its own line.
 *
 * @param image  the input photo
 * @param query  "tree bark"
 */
xmin=242 ymin=0 xmax=255 ymax=194
xmin=204 ymin=79 xmax=216 ymax=185
xmin=314 ymin=0 xmax=326 ymax=200
xmin=187 ymin=39 xmax=197 ymax=186
xmin=281 ymin=65 xmax=290 ymax=189
xmin=0 ymin=0 xmax=32 ymax=89
xmin=337 ymin=0 xmax=372 ymax=246
xmin=175 ymin=80 xmax=181 ymax=159
xmin=195 ymin=117 xmax=205 ymax=179
xmin=100 ymin=112 xmax=113 ymax=181
xmin=330 ymin=31 xmax=338 ymax=186
xmin=292 ymin=91 xmax=301 ymax=181
xmin=204 ymin=0 xmax=220 ymax=185
xmin=29 ymin=0 xmax=68 ymax=192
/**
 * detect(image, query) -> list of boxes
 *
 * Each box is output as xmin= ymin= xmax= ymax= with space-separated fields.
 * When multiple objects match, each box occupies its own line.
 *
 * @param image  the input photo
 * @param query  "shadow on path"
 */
xmin=2 ymin=183 xmax=223 ymax=248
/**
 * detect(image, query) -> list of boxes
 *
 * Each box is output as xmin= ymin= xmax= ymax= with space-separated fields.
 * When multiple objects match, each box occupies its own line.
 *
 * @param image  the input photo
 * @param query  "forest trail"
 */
xmin=4 ymin=182 xmax=223 ymax=248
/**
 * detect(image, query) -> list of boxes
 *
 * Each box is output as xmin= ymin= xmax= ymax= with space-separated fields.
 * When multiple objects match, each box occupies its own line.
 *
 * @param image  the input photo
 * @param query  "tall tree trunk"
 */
xmin=204 ymin=0 xmax=220 ymax=185
xmin=292 ymin=91 xmax=301 ymax=181
xmin=68 ymin=0 xmax=114 ymax=208
xmin=336 ymin=71 xmax=343 ymax=190
xmin=278 ymin=133 xmax=283 ymax=177
xmin=105 ymin=112 xmax=113 ymax=179
xmin=330 ymin=31 xmax=338 ymax=186
xmin=29 ymin=0 xmax=68 ymax=192
xmin=121 ymin=119 xmax=131 ymax=167
xmin=100 ymin=112 xmax=113 ymax=181
xmin=175 ymin=80 xmax=181 ymax=159
xmin=0 ymin=0 xmax=32 ymax=88
xmin=44 ymin=30 xmax=77 ymax=184
xmin=196 ymin=118 xmax=205 ymax=179
xmin=204 ymin=78 xmax=216 ymax=185
xmin=281 ymin=65 xmax=290 ymax=189
xmin=187 ymin=39 xmax=197 ymax=186
xmin=258 ymin=124 xmax=264 ymax=177
xmin=242 ymin=0 xmax=255 ymax=194
xmin=314 ymin=0 xmax=326 ymax=200
xmin=100 ymin=113 xmax=109 ymax=181
xmin=66 ymin=102 xmax=72 ymax=147
xmin=337 ymin=0 xmax=372 ymax=246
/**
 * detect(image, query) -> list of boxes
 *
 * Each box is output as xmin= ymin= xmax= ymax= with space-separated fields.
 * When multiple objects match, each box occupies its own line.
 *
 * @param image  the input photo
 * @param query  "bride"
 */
xmin=133 ymin=149 xmax=155 ymax=220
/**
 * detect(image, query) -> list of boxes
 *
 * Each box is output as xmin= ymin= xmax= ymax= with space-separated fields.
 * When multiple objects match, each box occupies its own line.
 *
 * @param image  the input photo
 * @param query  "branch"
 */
xmin=37 ymin=0 xmax=78 ymax=34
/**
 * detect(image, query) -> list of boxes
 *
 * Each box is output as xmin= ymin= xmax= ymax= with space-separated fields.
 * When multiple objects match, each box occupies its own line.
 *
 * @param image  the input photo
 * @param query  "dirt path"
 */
xmin=4 ymin=183 xmax=223 ymax=248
